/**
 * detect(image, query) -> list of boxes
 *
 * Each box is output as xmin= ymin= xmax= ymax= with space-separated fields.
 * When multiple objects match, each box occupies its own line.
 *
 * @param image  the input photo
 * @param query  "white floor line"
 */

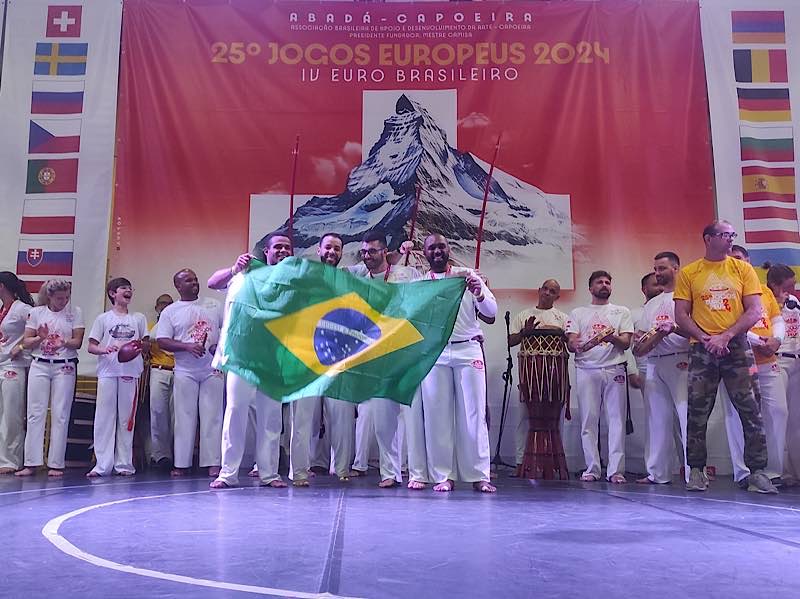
xmin=42 ymin=488 xmax=363 ymax=599
xmin=0 ymin=476 xmax=210 ymax=497
xmin=600 ymin=487 xmax=800 ymax=513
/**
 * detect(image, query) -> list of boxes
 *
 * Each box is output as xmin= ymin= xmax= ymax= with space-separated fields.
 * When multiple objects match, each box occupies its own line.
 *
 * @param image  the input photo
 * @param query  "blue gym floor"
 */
xmin=3 ymin=470 xmax=800 ymax=598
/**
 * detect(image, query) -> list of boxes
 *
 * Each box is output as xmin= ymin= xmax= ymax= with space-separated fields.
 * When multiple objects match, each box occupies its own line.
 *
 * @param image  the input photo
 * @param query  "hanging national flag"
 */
xmin=46 ymin=6 xmax=82 ymax=38
xmin=19 ymin=279 xmax=46 ymax=294
xmin=749 ymin=248 xmax=800 ymax=267
xmin=34 ymin=42 xmax=88 ymax=76
xmin=737 ymin=88 xmax=791 ymax=123
xmin=26 ymin=158 xmax=79 ymax=194
xmin=28 ymin=119 xmax=81 ymax=154
xmin=745 ymin=229 xmax=800 ymax=244
xmin=31 ymin=80 xmax=84 ymax=114
xmin=740 ymin=126 xmax=795 ymax=163
xmin=219 ymin=257 xmax=465 ymax=405
xmin=733 ymin=49 xmax=788 ymax=83
xmin=16 ymin=239 xmax=74 ymax=276
xmin=742 ymin=166 xmax=795 ymax=202
xmin=20 ymin=199 xmax=76 ymax=234
xmin=731 ymin=11 xmax=785 ymax=44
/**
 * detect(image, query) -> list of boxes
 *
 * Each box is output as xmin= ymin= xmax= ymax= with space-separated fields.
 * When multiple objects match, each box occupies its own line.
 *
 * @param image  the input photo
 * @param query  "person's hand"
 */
xmin=465 ymin=273 xmax=483 ymax=298
xmin=760 ymin=337 xmax=781 ymax=355
xmin=521 ymin=316 xmax=539 ymax=337
xmin=628 ymin=373 xmax=643 ymax=389
xmin=656 ymin=321 xmax=675 ymax=334
xmin=473 ymin=270 xmax=489 ymax=286
xmin=186 ymin=342 xmax=206 ymax=358
xmin=703 ymin=333 xmax=731 ymax=356
xmin=37 ymin=323 xmax=49 ymax=339
xmin=399 ymin=241 xmax=414 ymax=255
xmin=9 ymin=344 xmax=22 ymax=359
xmin=104 ymin=344 xmax=119 ymax=354
xmin=232 ymin=253 xmax=255 ymax=274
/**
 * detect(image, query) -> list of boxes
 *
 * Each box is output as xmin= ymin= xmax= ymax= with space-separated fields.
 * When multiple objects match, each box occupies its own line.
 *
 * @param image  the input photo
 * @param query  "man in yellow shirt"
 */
xmin=674 ymin=220 xmax=776 ymax=493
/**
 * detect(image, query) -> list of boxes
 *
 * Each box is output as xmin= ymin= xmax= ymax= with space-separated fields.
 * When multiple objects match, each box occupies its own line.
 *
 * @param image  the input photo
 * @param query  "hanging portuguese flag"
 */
xmin=218 ymin=257 xmax=465 ymax=405
xmin=25 ymin=158 xmax=79 ymax=194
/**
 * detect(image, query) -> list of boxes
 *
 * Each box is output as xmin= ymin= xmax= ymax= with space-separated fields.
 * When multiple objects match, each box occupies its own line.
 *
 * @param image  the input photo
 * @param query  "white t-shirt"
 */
xmin=156 ymin=298 xmax=222 ymax=375
xmin=636 ymin=291 xmax=690 ymax=356
xmin=0 ymin=300 xmax=33 ymax=368
xmin=26 ymin=304 xmax=84 ymax=360
xmin=565 ymin=303 xmax=634 ymax=368
xmin=347 ymin=263 xmax=421 ymax=283
xmin=89 ymin=310 xmax=148 ymax=378
xmin=510 ymin=306 xmax=568 ymax=334
xmin=428 ymin=266 xmax=497 ymax=342
xmin=779 ymin=301 xmax=800 ymax=355
xmin=211 ymin=273 xmax=245 ymax=370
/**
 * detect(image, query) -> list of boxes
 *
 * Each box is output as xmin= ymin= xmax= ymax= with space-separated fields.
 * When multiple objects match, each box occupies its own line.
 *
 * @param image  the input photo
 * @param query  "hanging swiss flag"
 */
xmin=46 ymin=5 xmax=82 ymax=38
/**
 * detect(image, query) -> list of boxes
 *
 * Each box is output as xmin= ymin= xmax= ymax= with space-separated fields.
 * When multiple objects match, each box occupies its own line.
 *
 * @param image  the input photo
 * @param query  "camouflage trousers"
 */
xmin=687 ymin=336 xmax=767 ymax=471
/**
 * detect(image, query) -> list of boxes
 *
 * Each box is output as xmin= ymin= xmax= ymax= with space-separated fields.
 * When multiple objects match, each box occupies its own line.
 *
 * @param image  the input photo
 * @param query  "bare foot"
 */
xmin=338 ymin=476 xmax=350 ymax=482
xmin=636 ymin=476 xmax=654 ymax=484
xmin=209 ymin=479 xmax=232 ymax=489
xmin=86 ymin=471 xmax=100 ymax=478
xmin=15 ymin=467 xmax=35 ymax=477
xmin=0 ymin=467 xmax=16 ymax=475
xmin=262 ymin=478 xmax=288 ymax=488
xmin=433 ymin=480 xmax=455 ymax=492
xmin=47 ymin=469 xmax=64 ymax=477
xmin=208 ymin=466 xmax=221 ymax=478
xmin=580 ymin=472 xmax=599 ymax=482
xmin=609 ymin=474 xmax=627 ymax=484
xmin=378 ymin=478 xmax=398 ymax=488
xmin=348 ymin=469 xmax=364 ymax=478
xmin=473 ymin=480 xmax=496 ymax=493
xmin=247 ymin=467 xmax=259 ymax=477
xmin=292 ymin=479 xmax=310 ymax=487
xmin=116 ymin=471 xmax=135 ymax=477
xmin=407 ymin=480 xmax=426 ymax=490
xmin=170 ymin=468 xmax=189 ymax=477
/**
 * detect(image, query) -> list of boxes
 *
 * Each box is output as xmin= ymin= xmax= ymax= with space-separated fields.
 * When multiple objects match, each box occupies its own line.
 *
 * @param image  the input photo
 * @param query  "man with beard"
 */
xmin=347 ymin=230 xmax=423 ymax=488
xmin=674 ymin=221 xmax=776 ymax=493
xmin=207 ymin=233 xmax=293 ymax=489
xmin=421 ymin=233 xmax=497 ymax=492
xmin=157 ymin=269 xmax=224 ymax=477
xmin=566 ymin=271 xmax=634 ymax=483
xmin=289 ymin=233 xmax=358 ymax=484
xmin=509 ymin=279 xmax=568 ymax=473
xmin=634 ymin=252 xmax=691 ymax=484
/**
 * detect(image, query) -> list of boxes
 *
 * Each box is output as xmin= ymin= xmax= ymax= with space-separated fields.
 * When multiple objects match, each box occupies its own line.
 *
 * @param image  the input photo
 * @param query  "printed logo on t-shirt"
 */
xmin=785 ymin=313 xmax=799 ymax=339
xmin=109 ymin=323 xmax=136 ymax=342
xmin=41 ymin=332 xmax=64 ymax=356
xmin=189 ymin=319 xmax=211 ymax=344
xmin=700 ymin=273 xmax=734 ymax=312
xmin=755 ymin=302 xmax=769 ymax=330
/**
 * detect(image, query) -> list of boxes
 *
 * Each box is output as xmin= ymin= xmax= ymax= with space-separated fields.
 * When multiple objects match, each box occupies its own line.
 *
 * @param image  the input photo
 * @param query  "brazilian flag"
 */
xmin=219 ymin=257 xmax=466 ymax=405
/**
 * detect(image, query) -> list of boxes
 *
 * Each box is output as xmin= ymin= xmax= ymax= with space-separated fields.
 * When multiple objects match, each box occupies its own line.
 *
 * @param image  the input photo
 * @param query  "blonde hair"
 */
xmin=38 ymin=279 xmax=72 ymax=307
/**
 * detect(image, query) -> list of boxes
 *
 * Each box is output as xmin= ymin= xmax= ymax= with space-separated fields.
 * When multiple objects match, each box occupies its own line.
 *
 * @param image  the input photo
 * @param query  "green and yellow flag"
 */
xmin=219 ymin=257 xmax=466 ymax=405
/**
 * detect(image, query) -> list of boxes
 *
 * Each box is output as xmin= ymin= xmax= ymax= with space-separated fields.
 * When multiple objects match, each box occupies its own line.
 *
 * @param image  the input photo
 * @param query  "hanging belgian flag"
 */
xmin=734 ymin=49 xmax=788 ymax=83
xmin=218 ymin=258 xmax=465 ymax=405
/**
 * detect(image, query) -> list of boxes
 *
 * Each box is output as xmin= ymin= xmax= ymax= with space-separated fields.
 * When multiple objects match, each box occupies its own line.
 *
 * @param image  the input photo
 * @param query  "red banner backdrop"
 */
xmin=114 ymin=0 xmax=713 ymax=306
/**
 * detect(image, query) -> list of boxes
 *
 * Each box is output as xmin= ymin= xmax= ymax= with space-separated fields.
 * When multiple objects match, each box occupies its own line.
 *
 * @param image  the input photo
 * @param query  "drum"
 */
xmin=517 ymin=330 xmax=570 ymax=480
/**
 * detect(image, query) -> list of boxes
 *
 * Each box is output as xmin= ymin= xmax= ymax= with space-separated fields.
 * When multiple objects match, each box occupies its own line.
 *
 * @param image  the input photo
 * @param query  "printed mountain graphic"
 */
xmin=256 ymin=94 xmax=572 ymax=282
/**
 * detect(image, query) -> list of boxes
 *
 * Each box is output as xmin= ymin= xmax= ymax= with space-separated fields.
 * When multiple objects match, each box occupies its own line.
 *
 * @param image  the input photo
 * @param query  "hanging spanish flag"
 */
xmin=742 ymin=166 xmax=796 ymax=203
xmin=733 ymin=49 xmax=788 ymax=83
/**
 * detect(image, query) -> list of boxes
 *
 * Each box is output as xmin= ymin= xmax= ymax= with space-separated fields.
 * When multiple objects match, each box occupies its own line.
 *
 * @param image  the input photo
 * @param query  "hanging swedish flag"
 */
xmin=219 ymin=257 xmax=466 ymax=405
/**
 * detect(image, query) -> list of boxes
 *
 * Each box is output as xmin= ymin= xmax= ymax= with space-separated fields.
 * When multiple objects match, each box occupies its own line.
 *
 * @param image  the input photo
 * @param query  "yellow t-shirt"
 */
xmin=674 ymin=256 xmax=762 ymax=336
xmin=752 ymin=284 xmax=781 ymax=365
xmin=148 ymin=320 xmax=174 ymax=368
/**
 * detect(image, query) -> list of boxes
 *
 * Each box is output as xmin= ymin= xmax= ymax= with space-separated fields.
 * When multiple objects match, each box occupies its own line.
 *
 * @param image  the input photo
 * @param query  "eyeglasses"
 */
xmin=710 ymin=232 xmax=737 ymax=240
xmin=359 ymin=248 xmax=384 ymax=257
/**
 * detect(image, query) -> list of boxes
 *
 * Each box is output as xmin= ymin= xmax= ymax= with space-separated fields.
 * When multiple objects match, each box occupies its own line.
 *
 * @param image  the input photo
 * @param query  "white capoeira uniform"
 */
xmin=24 ymin=304 xmax=84 ymax=469
xmin=778 ymin=301 xmax=800 ymax=483
xmin=421 ymin=267 xmax=497 ymax=484
xmin=157 ymin=297 xmax=223 ymax=469
xmin=0 ymin=300 xmax=32 ymax=471
xmin=148 ymin=322 xmax=175 ymax=463
xmin=213 ymin=273 xmax=283 ymax=485
xmin=636 ymin=292 xmax=690 ymax=483
xmin=352 ymin=401 xmax=377 ymax=472
xmin=88 ymin=310 xmax=148 ymax=476
xmin=724 ymin=286 xmax=787 ymax=482
xmin=566 ymin=303 xmax=634 ymax=479
xmin=347 ymin=263 xmax=421 ymax=482
xmin=509 ymin=306 xmax=568 ymax=466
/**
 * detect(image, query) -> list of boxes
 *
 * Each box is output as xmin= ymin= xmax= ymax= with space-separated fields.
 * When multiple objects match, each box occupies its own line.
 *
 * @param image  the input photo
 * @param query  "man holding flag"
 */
xmin=209 ymin=233 xmax=292 ymax=489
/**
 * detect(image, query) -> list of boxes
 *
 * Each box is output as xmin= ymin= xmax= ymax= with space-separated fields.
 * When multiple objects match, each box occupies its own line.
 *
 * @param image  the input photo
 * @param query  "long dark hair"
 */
xmin=0 ymin=271 xmax=35 ymax=306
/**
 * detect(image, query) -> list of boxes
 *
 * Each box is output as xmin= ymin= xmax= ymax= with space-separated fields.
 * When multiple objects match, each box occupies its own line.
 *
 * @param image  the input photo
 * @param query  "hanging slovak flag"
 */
xmin=16 ymin=238 xmax=74 ymax=276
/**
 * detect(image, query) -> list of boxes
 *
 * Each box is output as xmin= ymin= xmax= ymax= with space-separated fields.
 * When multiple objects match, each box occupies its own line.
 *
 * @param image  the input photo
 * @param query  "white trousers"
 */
xmin=352 ymin=401 xmax=376 ymax=472
xmin=369 ymin=398 xmax=402 ymax=482
xmin=324 ymin=397 xmax=355 ymax=478
xmin=308 ymin=396 xmax=331 ymax=470
xmin=0 ymin=366 xmax=27 ymax=470
xmin=576 ymin=364 xmax=627 ymax=479
xmin=403 ymin=389 xmax=429 ymax=483
xmin=780 ymin=356 xmax=800 ymax=480
xmin=217 ymin=372 xmax=283 ymax=485
xmin=643 ymin=354 xmax=689 ymax=483
xmin=724 ymin=361 xmax=787 ymax=481
xmin=173 ymin=370 xmax=223 ymax=468
xmin=25 ymin=360 xmax=76 ymax=469
xmin=421 ymin=341 xmax=490 ymax=484
xmin=90 ymin=376 xmax=138 ymax=475
xmin=148 ymin=367 xmax=174 ymax=462
xmin=514 ymin=398 xmax=528 ymax=466
xmin=289 ymin=396 xmax=318 ymax=481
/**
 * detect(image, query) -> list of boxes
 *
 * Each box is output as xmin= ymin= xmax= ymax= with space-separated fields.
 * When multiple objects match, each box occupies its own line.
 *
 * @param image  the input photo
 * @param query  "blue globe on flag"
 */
xmin=314 ymin=308 xmax=382 ymax=366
